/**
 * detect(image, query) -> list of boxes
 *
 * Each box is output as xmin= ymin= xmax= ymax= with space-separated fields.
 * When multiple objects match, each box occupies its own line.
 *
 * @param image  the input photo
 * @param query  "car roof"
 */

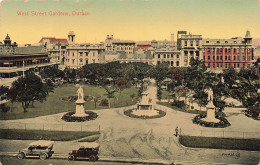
xmin=79 ymin=142 xmax=99 ymax=149
xmin=29 ymin=140 xmax=54 ymax=147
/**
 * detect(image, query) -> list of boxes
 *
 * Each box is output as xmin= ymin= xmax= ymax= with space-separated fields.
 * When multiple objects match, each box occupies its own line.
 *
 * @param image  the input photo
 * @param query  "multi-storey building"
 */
xmin=202 ymin=30 xmax=253 ymax=69
xmin=64 ymin=32 xmax=105 ymax=68
xmin=104 ymin=35 xmax=135 ymax=54
xmin=39 ymin=37 xmax=68 ymax=64
xmin=0 ymin=34 xmax=53 ymax=78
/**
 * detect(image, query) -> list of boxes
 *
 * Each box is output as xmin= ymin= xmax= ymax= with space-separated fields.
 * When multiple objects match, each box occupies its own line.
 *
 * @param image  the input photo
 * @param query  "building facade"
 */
xmin=105 ymin=35 xmax=135 ymax=54
xmin=202 ymin=30 xmax=254 ymax=69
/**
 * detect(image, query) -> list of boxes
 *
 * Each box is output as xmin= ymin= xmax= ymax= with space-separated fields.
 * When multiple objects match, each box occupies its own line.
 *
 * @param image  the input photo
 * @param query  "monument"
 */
xmin=73 ymin=86 xmax=88 ymax=117
xmin=137 ymin=91 xmax=153 ymax=110
xmin=201 ymin=88 xmax=219 ymax=123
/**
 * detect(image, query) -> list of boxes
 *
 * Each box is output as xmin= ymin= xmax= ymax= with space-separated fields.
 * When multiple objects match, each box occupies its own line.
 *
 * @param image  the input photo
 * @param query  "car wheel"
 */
xmin=89 ymin=155 xmax=96 ymax=161
xmin=68 ymin=155 xmax=75 ymax=161
xmin=39 ymin=153 xmax=47 ymax=160
xmin=17 ymin=152 xmax=25 ymax=159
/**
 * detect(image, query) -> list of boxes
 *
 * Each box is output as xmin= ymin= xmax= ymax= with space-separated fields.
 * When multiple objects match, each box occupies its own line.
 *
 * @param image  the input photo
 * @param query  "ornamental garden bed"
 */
xmin=192 ymin=114 xmax=231 ymax=128
xmin=62 ymin=96 xmax=91 ymax=102
xmin=62 ymin=111 xmax=98 ymax=122
xmin=124 ymin=109 xmax=166 ymax=119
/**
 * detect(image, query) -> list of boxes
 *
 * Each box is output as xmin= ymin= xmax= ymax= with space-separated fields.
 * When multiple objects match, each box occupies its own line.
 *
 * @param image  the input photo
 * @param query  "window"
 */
xmin=176 ymin=61 xmax=179 ymax=66
xmin=203 ymin=56 xmax=205 ymax=60
xmin=164 ymin=54 xmax=166 ymax=58
xmin=80 ymin=58 xmax=83 ymax=62
xmin=171 ymin=61 xmax=173 ymax=66
xmin=217 ymin=63 xmax=219 ymax=68
xmin=233 ymin=41 xmax=237 ymax=43
xmin=207 ymin=48 xmax=210 ymax=53
xmin=217 ymin=56 xmax=219 ymax=60
xmin=80 ymin=52 xmax=83 ymax=56
xmin=167 ymin=54 xmax=169 ymax=58
xmin=237 ymin=55 xmax=239 ymax=60
xmin=85 ymin=52 xmax=88 ymax=56
xmin=233 ymin=48 xmax=236 ymax=53
xmin=177 ymin=55 xmax=179 ymax=58
xmin=213 ymin=63 xmax=215 ymax=68
xmin=217 ymin=41 xmax=220 ymax=43
xmin=73 ymin=53 xmax=74 ymax=56
xmin=237 ymin=64 xmax=239 ymax=68
xmin=171 ymin=54 xmax=173 ymax=58
xmin=228 ymin=56 xmax=231 ymax=60
xmin=243 ymin=64 xmax=245 ymax=68
xmin=225 ymin=63 xmax=227 ymax=68
xmin=196 ymin=41 xmax=199 ymax=46
xmin=225 ymin=41 xmax=228 ymax=43
xmin=220 ymin=56 xmax=223 ymax=60
xmin=185 ymin=41 xmax=187 ymax=46
xmin=220 ymin=63 xmax=222 ymax=67
xmin=86 ymin=60 xmax=88 ymax=64
xmin=233 ymin=56 xmax=236 ymax=60
xmin=225 ymin=48 xmax=227 ymax=53
xmin=225 ymin=56 xmax=227 ymax=60
xmin=72 ymin=59 xmax=75 ymax=64
xmin=228 ymin=48 xmax=231 ymax=52
xmin=208 ymin=63 xmax=210 ymax=68
xmin=213 ymin=56 xmax=215 ymax=60
xmin=217 ymin=48 xmax=219 ymax=52
xmin=243 ymin=56 xmax=245 ymax=60
xmin=220 ymin=48 xmax=223 ymax=53
xmin=190 ymin=41 xmax=193 ymax=46
xmin=158 ymin=54 xmax=160 ymax=58
xmin=184 ymin=51 xmax=188 ymax=56
xmin=206 ymin=41 xmax=209 ymax=43
xmin=234 ymin=64 xmax=236 ymax=68
xmin=208 ymin=56 xmax=210 ymax=60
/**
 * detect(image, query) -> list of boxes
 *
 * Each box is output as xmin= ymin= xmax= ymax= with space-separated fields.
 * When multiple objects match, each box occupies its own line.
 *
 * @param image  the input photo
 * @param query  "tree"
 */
xmin=92 ymin=95 xmax=101 ymax=108
xmin=0 ymin=85 xmax=9 ymax=96
xmin=7 ymin=72 xmax=47 ymax=112
xmin=116 ymin=78 xmax=128 ymax=93
xmin=103 ymin=86 xmax=118 ymax=108
xmin=130 ymin=93 xmax=136 ymax=102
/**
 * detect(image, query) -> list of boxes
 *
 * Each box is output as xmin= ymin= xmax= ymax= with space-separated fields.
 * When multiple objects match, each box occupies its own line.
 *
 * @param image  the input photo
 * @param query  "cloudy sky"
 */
xmin=0 ymin=0 xmax=260 ymax=44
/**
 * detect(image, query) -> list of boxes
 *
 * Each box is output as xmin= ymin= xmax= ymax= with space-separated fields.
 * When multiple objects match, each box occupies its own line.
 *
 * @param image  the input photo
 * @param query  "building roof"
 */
xmin=39 ymin=37 xmax=68 ymax=44
xmin=15 ymin=46 xmax=46 ymax=54
xmin=112 ymin=40 xmax=135 ymax=44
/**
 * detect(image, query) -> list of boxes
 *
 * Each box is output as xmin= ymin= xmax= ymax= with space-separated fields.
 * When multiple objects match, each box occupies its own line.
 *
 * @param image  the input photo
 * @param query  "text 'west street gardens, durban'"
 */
xmin=17 ymin=10 xmax=90 ymax=16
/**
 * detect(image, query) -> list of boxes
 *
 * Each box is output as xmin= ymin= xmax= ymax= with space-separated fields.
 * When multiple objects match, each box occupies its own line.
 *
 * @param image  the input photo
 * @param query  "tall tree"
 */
xmin=7 ymin=72 xmax=47 ymax=112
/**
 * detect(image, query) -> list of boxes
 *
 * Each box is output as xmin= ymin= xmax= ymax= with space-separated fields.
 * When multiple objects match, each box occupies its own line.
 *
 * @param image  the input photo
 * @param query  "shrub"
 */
xmin=100 ymin=99 xmax=109 ymax=106
xmin=62 ymin=111 xmax=98 ymax=122
xmin=171 ymin=100 xmax=185 ymax=108
xmin=0 ymin=104 xmax=10 ymax=112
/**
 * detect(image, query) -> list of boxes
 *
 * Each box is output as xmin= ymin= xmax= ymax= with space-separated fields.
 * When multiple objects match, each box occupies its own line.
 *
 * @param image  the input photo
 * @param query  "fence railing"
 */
xmin=180 ymin=128 xmax=260 ymax=139
xmin=0 ymin=122 xmax=100 ymax=132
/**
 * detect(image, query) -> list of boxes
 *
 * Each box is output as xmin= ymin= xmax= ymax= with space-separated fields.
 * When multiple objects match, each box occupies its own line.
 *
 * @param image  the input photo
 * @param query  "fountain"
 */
xmin=137 ymin=91 xmax=153 ymax=110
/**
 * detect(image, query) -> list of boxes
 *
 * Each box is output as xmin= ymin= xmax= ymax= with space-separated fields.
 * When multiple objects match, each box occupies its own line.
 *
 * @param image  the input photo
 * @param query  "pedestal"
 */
xmin=73 ymin=99 xmax=89 ymax=117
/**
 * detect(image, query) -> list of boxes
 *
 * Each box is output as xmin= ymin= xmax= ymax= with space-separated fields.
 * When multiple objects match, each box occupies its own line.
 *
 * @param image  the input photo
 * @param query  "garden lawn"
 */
xmin=157 ymin=102 xmax=205 ymax=115
xmin=161 ymin=89 xmax=171 ymax=100
xmin=0 ymin=129 xmax=100 ymax=141
xmin=0 ymin=84 xmax=138 ymax=120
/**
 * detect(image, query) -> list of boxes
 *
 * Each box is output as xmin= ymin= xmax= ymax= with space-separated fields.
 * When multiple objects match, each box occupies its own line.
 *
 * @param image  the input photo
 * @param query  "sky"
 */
xmin=0 ymin=0 xmax=260 ymax=45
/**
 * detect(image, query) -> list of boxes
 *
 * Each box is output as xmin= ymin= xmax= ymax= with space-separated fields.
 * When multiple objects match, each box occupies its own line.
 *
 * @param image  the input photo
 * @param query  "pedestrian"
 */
xmin=175 ymin=126 xmax=179 ymax=137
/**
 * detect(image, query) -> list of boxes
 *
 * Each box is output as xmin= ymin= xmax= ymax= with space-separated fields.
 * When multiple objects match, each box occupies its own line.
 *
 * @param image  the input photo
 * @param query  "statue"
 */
xmin=77 ymin=86 xmax=84 ymax=100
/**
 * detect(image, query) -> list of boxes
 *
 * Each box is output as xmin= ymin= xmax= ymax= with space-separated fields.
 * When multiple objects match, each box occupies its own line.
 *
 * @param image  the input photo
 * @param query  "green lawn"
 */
xmin=0 ymin=84 xmax=138 ymax=120
xmin=179 ymin=135 xmax=260 ymax=151
xmin=157 ymin=102 xmax=206 ymax=115
xmin=0 ymin=129 xmax=100 ymax=141
xmin=161 ymin=89 xmax=171 ymax=100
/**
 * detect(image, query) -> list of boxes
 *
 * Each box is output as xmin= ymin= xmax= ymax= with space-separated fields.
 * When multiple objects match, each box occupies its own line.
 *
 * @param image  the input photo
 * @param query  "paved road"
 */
xmin=0 ymin=79 xmax=259 ymax=164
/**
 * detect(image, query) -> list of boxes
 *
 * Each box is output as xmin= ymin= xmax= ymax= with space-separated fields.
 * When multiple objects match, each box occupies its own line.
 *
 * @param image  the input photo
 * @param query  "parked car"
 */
xmin=68 ymin=142 xmax=99 ymax=161
xmin=17 ymin=140 xmax=54 ymax=160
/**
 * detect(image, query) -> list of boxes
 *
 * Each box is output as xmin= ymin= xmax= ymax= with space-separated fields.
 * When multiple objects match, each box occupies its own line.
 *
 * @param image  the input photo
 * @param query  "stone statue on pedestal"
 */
xmin=77 ymin=86 xmax=84 ymax=100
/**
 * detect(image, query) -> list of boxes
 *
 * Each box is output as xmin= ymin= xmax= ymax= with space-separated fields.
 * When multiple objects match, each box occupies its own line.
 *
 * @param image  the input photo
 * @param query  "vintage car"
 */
xmin=68 ymin=142 xmax=99 ymax=161
xmin=17 ymin=140 xmax=54 ymax=160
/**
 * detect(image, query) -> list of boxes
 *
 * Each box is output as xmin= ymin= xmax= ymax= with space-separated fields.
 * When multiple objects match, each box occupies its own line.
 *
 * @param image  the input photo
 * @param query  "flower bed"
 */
xmin=62 ymin=111 xmax=98 ymax=122
xmin=192 ymin=114 xmax=231 ymax=128
xmin=62 ymin=96 xmax=91 ymax=102
xmin=124 ymin=109 xmax=166 ymax=119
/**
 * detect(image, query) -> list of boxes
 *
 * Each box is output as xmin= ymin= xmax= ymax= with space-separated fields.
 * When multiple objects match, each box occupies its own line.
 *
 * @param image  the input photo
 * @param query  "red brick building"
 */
xmin=202 ymin=30 xmax=253 ymax=69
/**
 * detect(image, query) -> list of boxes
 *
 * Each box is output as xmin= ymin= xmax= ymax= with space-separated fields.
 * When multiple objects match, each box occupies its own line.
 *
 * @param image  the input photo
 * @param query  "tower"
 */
xmin=244 ymin=30 xmax=252 ymax=44
xmin=68 ymin=31 xmax=75 ymax=44
xmin=4 ymin=34 xmax=11 ymax=46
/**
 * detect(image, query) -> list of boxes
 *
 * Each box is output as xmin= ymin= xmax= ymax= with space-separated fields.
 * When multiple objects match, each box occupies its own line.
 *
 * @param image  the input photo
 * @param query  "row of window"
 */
xmin=205 ymin=40 xmax=238 ymax=44
xmin=205 ymin=48 xmax=251 ymax=53
xmin=207 ymin=63 xmax=246 ymax=68
xmin=157 ymin=54 xmax=180 ymax=59
xmin=66 ymin=59 xmax=95 ymax=64
xmin=157 ymin=61 xmax=180 ymax=66
xmin=184 ymin=40 xmax=199 ymax=47
xmin=204 ymin=55 xmax=251 ymax=60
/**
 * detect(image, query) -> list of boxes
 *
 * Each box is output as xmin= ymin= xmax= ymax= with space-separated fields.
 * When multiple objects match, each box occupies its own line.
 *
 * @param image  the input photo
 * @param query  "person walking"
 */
xmin=175 ymin=126 xmax=179 ymax=137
